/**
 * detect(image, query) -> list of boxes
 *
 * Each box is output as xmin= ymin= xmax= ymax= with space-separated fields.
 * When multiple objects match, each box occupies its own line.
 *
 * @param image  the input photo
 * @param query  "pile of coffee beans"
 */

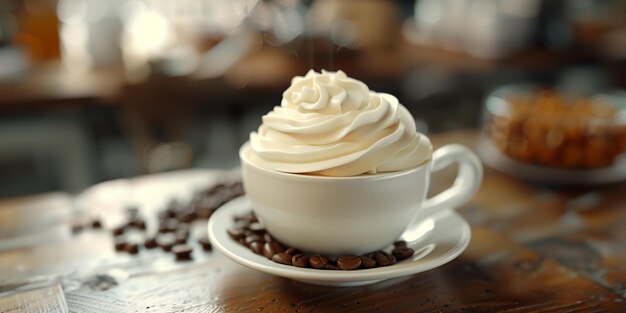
xmin=488 ymin=91 xmax=626 ymax=169
xmin=71 ymin=182 xmax=243 ymax=261
xmin=228 ymin=212 xmax=415 ymax=270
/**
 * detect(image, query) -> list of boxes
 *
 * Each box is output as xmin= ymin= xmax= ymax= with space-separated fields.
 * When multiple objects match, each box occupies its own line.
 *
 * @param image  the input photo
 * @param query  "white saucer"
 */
xmin=208 ymin=196 xmax=471 ymax=287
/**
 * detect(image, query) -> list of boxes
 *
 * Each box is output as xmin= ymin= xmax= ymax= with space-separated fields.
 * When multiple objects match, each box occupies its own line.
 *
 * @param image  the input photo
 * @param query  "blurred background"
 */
xmin=0 ymin=0 xmax=625 ymax=197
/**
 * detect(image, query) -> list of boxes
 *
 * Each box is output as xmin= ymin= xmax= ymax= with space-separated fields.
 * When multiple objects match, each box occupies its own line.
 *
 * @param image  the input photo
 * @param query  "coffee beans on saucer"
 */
xmin=392 ymin=246 xmax=415 ymax=261
xmin=229 ymin=211 xmax=415 ymax=270
xmin=309 ymin=255 xmax=329 ymax=269
xmin=337 ymin=255 xmax=361 ymax=270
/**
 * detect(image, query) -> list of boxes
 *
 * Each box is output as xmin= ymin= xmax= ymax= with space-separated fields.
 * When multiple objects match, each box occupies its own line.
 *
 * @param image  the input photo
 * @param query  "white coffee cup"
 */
xmin=240 ymin=142 xmax=483 ymax=255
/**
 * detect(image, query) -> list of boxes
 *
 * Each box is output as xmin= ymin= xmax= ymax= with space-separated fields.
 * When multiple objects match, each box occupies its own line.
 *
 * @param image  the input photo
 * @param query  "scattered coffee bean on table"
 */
xmin=91 ymin=219 xmax=103 ymax=229
xmin=125 ymin=242 xmax=139 ymax=255
xmin=177 ymin=210 xmax=196 ymax=223
xmin=198 ymin=236 xmax=212 ymax=252
xmin=114 ymin=238 xmax=126 ymax=252
xmin=172 ymin=244 xmax=193 ymax=261
xmin=106 ymin=181 xmax=244 ymax=260
xmin=144 ymin=236 xmax=158 ymax=249
xmin=128 ymin=218 xmax=146 ymax=231
xmin=175 ymin=230 xmax=189 ymax=244
xmin=159 ymin=218 xmax=179 ymax=233
xmin=157 ymin=233 xmax=176 ymax=252
xmin=112 ymin=226 xmax=125 ymax=237
xmin=71 ymin=224 xmax=84 ymax=234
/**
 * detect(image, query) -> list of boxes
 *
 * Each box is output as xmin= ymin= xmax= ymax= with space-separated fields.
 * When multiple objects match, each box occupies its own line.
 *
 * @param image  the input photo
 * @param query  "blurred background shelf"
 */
xmin=0 ymin=0 xmax=624 ymax=197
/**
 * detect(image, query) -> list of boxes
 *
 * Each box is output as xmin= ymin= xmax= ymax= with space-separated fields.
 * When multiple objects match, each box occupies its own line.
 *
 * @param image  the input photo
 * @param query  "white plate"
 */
xmin=208 ymin=196 xmax=471 ymax=287
xmin=477 ymin=137 xmax=626 ymax=186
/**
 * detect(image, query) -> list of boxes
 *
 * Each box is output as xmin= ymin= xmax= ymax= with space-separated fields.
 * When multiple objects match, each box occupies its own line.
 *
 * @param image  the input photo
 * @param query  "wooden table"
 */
xmin=1 ymin=131 xmax=626 ymax=312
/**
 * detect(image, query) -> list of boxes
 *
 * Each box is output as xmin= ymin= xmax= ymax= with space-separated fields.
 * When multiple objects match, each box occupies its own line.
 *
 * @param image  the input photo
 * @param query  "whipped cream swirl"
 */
xmin=247 ymin=70 xmax=432 ymax=176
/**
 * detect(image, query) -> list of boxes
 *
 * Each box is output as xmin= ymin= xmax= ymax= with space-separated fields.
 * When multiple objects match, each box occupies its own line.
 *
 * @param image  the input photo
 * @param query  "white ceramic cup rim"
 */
xmin=239 ymin=142 xmax=431 ymax=181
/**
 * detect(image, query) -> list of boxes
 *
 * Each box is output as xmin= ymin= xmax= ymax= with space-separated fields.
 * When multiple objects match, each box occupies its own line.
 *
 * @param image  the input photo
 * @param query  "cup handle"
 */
xmin=419 ymin=144 xmax=483 ymax=218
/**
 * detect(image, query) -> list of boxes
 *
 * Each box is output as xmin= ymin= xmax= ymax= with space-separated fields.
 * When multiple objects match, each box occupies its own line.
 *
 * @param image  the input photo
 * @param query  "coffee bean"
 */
xmin=112 ymin=226 xmax=125 ymax=236
xmin=244 ymin=234 xmax=263 ymax=246
xmin=172 ymin=244 xmax=193 ymax=261
xmin=198 ymin=236 xmax=212 ymax=251
xmin=229 ymin=182 xmax=245 ymax=197
xmin=392 ymin=247 xmax=415 ymax=261
xmin=373 ymin=251 xmax=396 ymax=266
xmin=144 ymin=236 xmax=158 ymax=249
xmin=159 ymin=210 xmax=176 ymax=221
xmin=157 ymin=233 xmax=176 ymax=251
xmin=159 ymin=218 xmax=178 ymax=233
xmin=71 ymin=224 xmax=84 ymax=234
xmin=128 ymin=218 xmax=146 ymax=230
xmin=204 ymin=183 xmax=226 ymax=196
xmin=360 ymin=256 xmax=377 ymax=269
xmin=285 ymin=248 xmax=301 ymax=255
xmin=91 ymin=219 xmax=102 ymax=229
xmin=175 ymin=230 xmax=189 ymax=244
xmin=213 ymin=188 xmax=233 ymax=203
xmin=196 ymin=207 xmax=214 ymax=219
xmin=272 ymin=253 xmax=293 ymax=265
xmin=394 ymin=240 xmax=407 ymax=247
xmin=292 ymin=254 xmax=310 ymax=268
xmin=309 ymin=255 xmax=329 ymax=269
xmin=114 ymin=238 xmax=126 ymax=251
xmin=250 ymin=241 xmax=264 ymax=255
xmin=177 ymin=210 xmax=197 ymax=223
xmin=166 ymin=205 xmax=179 ymax=216
xmin=262 ymin=242 xmax=285 ymax=259
xmin=125 ymin=242 xmax=139 ymax=255
xmin=227 ymin=228 xmax=246 ymax=240
xmin=325 ymin=264 xmax=340 ymax=270
xmin=337 ymin=255 xmax=361 ymax=270
xmin=195 ymin=196 xmax=221 ymax=212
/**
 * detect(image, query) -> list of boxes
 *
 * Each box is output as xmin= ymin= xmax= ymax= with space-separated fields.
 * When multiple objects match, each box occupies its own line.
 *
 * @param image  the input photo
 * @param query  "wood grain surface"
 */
xmin=1 ymin=131 xmax=625 ymax=312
